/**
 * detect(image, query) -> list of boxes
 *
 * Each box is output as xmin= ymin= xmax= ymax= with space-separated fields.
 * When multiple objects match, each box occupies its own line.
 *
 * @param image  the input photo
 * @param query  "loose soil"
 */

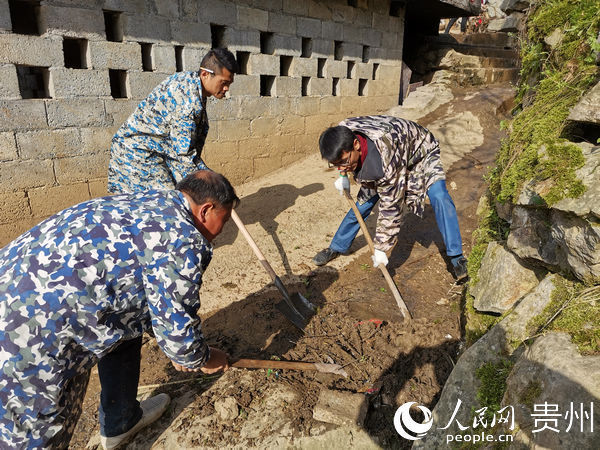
xmin=71 ymin=83 xmax=512 ymax=449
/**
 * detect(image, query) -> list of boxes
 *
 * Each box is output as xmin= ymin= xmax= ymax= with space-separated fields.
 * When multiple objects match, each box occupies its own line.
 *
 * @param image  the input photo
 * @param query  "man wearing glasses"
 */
xmin=313 ymin=115 xmax=468 ymax=280
xmin=107 ymin=48 xmax=237 ymax=194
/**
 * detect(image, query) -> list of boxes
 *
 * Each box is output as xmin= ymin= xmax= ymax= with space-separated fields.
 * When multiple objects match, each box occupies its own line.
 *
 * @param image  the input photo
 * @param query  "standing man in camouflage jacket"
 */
xmin=313 ymin=115 xmax=468 ymax=279
xmin=107 ymin=48 xmax=237 ymax=193
xmin=0 ymin=171 xmax=238 ymax=449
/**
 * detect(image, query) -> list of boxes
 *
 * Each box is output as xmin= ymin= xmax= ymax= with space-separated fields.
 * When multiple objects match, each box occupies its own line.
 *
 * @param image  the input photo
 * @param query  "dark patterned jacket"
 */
xmin=340 ymin=116 xmax=446 ymax=252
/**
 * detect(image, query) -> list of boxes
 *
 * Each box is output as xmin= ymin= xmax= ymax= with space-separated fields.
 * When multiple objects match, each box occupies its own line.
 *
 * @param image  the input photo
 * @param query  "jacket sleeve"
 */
xmin=142 ymin=243 xmax=210 ymax=369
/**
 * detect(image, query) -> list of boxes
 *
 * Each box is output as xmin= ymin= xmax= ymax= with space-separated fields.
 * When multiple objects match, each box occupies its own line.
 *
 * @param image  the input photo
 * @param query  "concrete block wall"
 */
xmin=0 ymin=0 xmax=406 ymax=246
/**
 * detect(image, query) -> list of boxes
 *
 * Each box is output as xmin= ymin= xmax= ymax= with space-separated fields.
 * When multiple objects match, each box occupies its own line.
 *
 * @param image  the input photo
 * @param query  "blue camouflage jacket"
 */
xmin=107 ymin=71 xmax=210 ymax=193
xmin=0 ymin=190 xmax=212 ymax=442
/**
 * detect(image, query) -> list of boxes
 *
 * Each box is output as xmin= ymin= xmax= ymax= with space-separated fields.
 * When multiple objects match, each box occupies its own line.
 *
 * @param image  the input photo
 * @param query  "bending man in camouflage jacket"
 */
xmin=0 ymin=171 xmax=238 ymax=449
xmin=313 ymin=115 xmax=468 ymax=279
xmin=107 ymin=48 xmax=237 ymax=193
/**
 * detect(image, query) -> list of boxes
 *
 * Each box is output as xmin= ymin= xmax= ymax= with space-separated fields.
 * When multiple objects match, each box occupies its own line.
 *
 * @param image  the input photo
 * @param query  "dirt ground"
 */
xmin=72 ymin=83 xmax=514 ymax=449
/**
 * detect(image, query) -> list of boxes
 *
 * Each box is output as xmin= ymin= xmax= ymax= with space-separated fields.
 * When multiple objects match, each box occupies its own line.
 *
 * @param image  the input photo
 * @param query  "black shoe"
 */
xmin=312 ymin=248 xmax=340 ymax=266
xmin=451 ymin=256 xmax=468 ymax=280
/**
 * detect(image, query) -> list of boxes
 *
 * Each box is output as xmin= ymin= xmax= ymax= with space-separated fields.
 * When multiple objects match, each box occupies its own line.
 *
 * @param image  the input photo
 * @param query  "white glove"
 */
xmin=334 ymin=175 xmax=350 ymax=195
xmin=371 ymin=249 xmax=388 ymax=267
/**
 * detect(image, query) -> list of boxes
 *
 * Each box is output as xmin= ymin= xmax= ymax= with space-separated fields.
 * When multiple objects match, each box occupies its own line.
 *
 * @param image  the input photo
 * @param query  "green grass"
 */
xmin=526 ymin=277 xmax=599 ymax=354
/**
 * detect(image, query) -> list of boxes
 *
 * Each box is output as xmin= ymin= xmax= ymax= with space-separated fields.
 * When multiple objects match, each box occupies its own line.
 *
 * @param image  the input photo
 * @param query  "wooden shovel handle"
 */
xmin=343 ymin=191 xmax=412 ymax=320
xmin=232 ymin=358 xmax=317 ymax=371
xmin=231 ymin=209 xmax=278 ymax=282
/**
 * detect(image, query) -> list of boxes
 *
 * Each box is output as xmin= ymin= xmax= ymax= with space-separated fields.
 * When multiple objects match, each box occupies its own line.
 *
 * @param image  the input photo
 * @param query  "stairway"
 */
xmin=412 ymin=31 xmax=521 ymax=86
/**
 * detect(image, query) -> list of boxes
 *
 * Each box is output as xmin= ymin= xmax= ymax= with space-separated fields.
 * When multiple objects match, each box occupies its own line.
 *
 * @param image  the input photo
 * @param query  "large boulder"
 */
xmin=413 ymin=274 xmax=560 ymax=449
xmin=487 ymin=12 xmax=525 ymax=32
xmin=510 ymin=143 xmax=600 ymax=282
xmin=504 ymin=332 xmax=600 ymax=448
xmin=568 ymin=81 xmax=600 ymax=126
xmin=470 ymin=241 xmax=545 ymax=313
xmin=500 ymin=0 xmax=533 ymax=14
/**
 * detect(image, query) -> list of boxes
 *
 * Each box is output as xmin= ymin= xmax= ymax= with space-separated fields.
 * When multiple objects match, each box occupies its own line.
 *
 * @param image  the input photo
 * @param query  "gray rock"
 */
xmin=508 ymin=206 xmax=600 ymax=282
xmin=313 ymin=389 xmax=368 ymax=426
xmin=487 ymin=12 xmax=525 ymax=32
xmin=568 ymin=81 xmax=600 ymax=126
xmin=504 ymin=333 xmax=600 ymax=448
xmin=414 ymin=274 xmax=560 ymax=449
xmin=486 ymin=0 xmax=507 ymax=19
xmin=239 ymin=386 xmax=298 ymax=440
xmin=214 ymin=396 xmax=239 ymax=421
xmin=499 ymin=0 xmax=533 ymax=13
xmin=551 ymin=210 xmax=600 ymax=282
xmin=546 ymin=143 xmax=600 ymax=218
xmin=495 ymin=200 xmax=513 ymax=223
xmin=471 ymin=241 xmax=544 ymax=313
xmin=507 ymin=206 xmax=562 ymax=269
xmin=544 ymin=28 xmax=564 ymax=49
xmin=510 ymin=143 xmax=600 ymax=282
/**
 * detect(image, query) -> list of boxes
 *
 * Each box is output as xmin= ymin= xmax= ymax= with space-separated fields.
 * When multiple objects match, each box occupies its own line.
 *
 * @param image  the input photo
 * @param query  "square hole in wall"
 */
xmin=175 ymin=45 xmax=184 ymax=72
xmin=260 ymin=31 xmax=274 ymax=55
xmin=358 ymin=78 xmax=367 ymax=96
xmin=236 ymin=51 xmax=249 ymax=75
xmin=372 ymin=63 xmax=379 ymax=80
xmin=347 ymin=61 xmax=355 ymax=79
xmin=140 ymin=43 xmax=154 ymax=72
xmin=317 ymin=58 xmax=326 ymax=78
xmin=301 ymin=77 xmax=309 ymax=96
xmin=334 ymin=41 xmax=343 ymax=61
xmin=16 ymin=65 xmax=51 ymax=98
xmin=63 ymin=38 xmax=88 ymax=69
xmin=109 ymin=69 xmax=128 ymax=98
xmin=332 ymin=77 xmax=339 ymax=96
xmin=260 ymin=75 xmax=274 ymax=96
xmin=301 ymin=37 xmax=312 ymax=58
xmin=280 ymin=56 xmax=292 ymax=76
xmin=103 ymin=10 xmax=123 ymax=42
xmin=211 ymin=24 xmax=226 ymax=48
xmin=362 ymin=45 xmax=370 ymax=63
xmin=390 ymin=1 xmax=403 ymax=17
xmin=9 ymin=0 xmax=42 ymax=35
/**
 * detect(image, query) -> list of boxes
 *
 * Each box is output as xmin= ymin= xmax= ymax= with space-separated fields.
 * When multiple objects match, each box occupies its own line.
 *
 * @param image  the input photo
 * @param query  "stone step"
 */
xmin=453 ymin=67 xmax=520 ymax=85
xmin=433 ymin=42 xmax=519 ymax=59
xmin=422 ymin=32 xmax=519 ymax=59
xmin=447 ymin=31 xmax=517 ymax=49
xmin=447 ymin=55 xmax=518 ymax=69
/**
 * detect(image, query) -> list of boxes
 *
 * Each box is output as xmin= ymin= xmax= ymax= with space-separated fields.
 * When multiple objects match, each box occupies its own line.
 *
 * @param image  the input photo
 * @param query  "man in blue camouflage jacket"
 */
xmin=313 ymin=116 xmax=468 ymax=279
xmin=0 ymin=171 xmax=238 ymax=449
xmin=107 ymin=48 xmax=237 ymax=193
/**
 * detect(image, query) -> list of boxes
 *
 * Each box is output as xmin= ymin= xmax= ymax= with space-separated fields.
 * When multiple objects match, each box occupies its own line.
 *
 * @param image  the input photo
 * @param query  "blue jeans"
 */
xmin=329 ymin=180 xmax=463 ymax=257
xmin=98 ymin=336 xmax=144 ymax=437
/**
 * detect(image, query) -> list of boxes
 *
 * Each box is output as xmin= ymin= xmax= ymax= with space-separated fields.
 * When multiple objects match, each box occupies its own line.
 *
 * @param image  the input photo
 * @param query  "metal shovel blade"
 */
xmin=273 ymin=276 xmax=315 ymax=330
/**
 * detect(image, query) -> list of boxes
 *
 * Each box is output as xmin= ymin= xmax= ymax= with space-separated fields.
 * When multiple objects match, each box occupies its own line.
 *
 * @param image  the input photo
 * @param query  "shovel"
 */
xmin=342 ymin=191 xmax=412 ymax=321
xmin=232 ymin=358 xmax=347 ymax=377
xmin=231 ymin=210 xmax=315 ymax=330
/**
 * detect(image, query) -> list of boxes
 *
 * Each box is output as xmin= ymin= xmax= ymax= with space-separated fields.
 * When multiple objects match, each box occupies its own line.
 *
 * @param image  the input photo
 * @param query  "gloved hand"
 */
xmin=334 ymin=174 xmax=350 ymax=195
xmin=371 ymin=249 xmax=388 ymax=267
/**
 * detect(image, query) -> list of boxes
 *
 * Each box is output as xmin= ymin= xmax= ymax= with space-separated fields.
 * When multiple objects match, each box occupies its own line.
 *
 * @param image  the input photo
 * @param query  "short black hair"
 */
xmin=200 ymin=48 xmax=238 ymax=75
xmin=319 ymin=126 xmax=355 ymax=162
xmin=176 ymin=170 xmax=240 ymax=209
